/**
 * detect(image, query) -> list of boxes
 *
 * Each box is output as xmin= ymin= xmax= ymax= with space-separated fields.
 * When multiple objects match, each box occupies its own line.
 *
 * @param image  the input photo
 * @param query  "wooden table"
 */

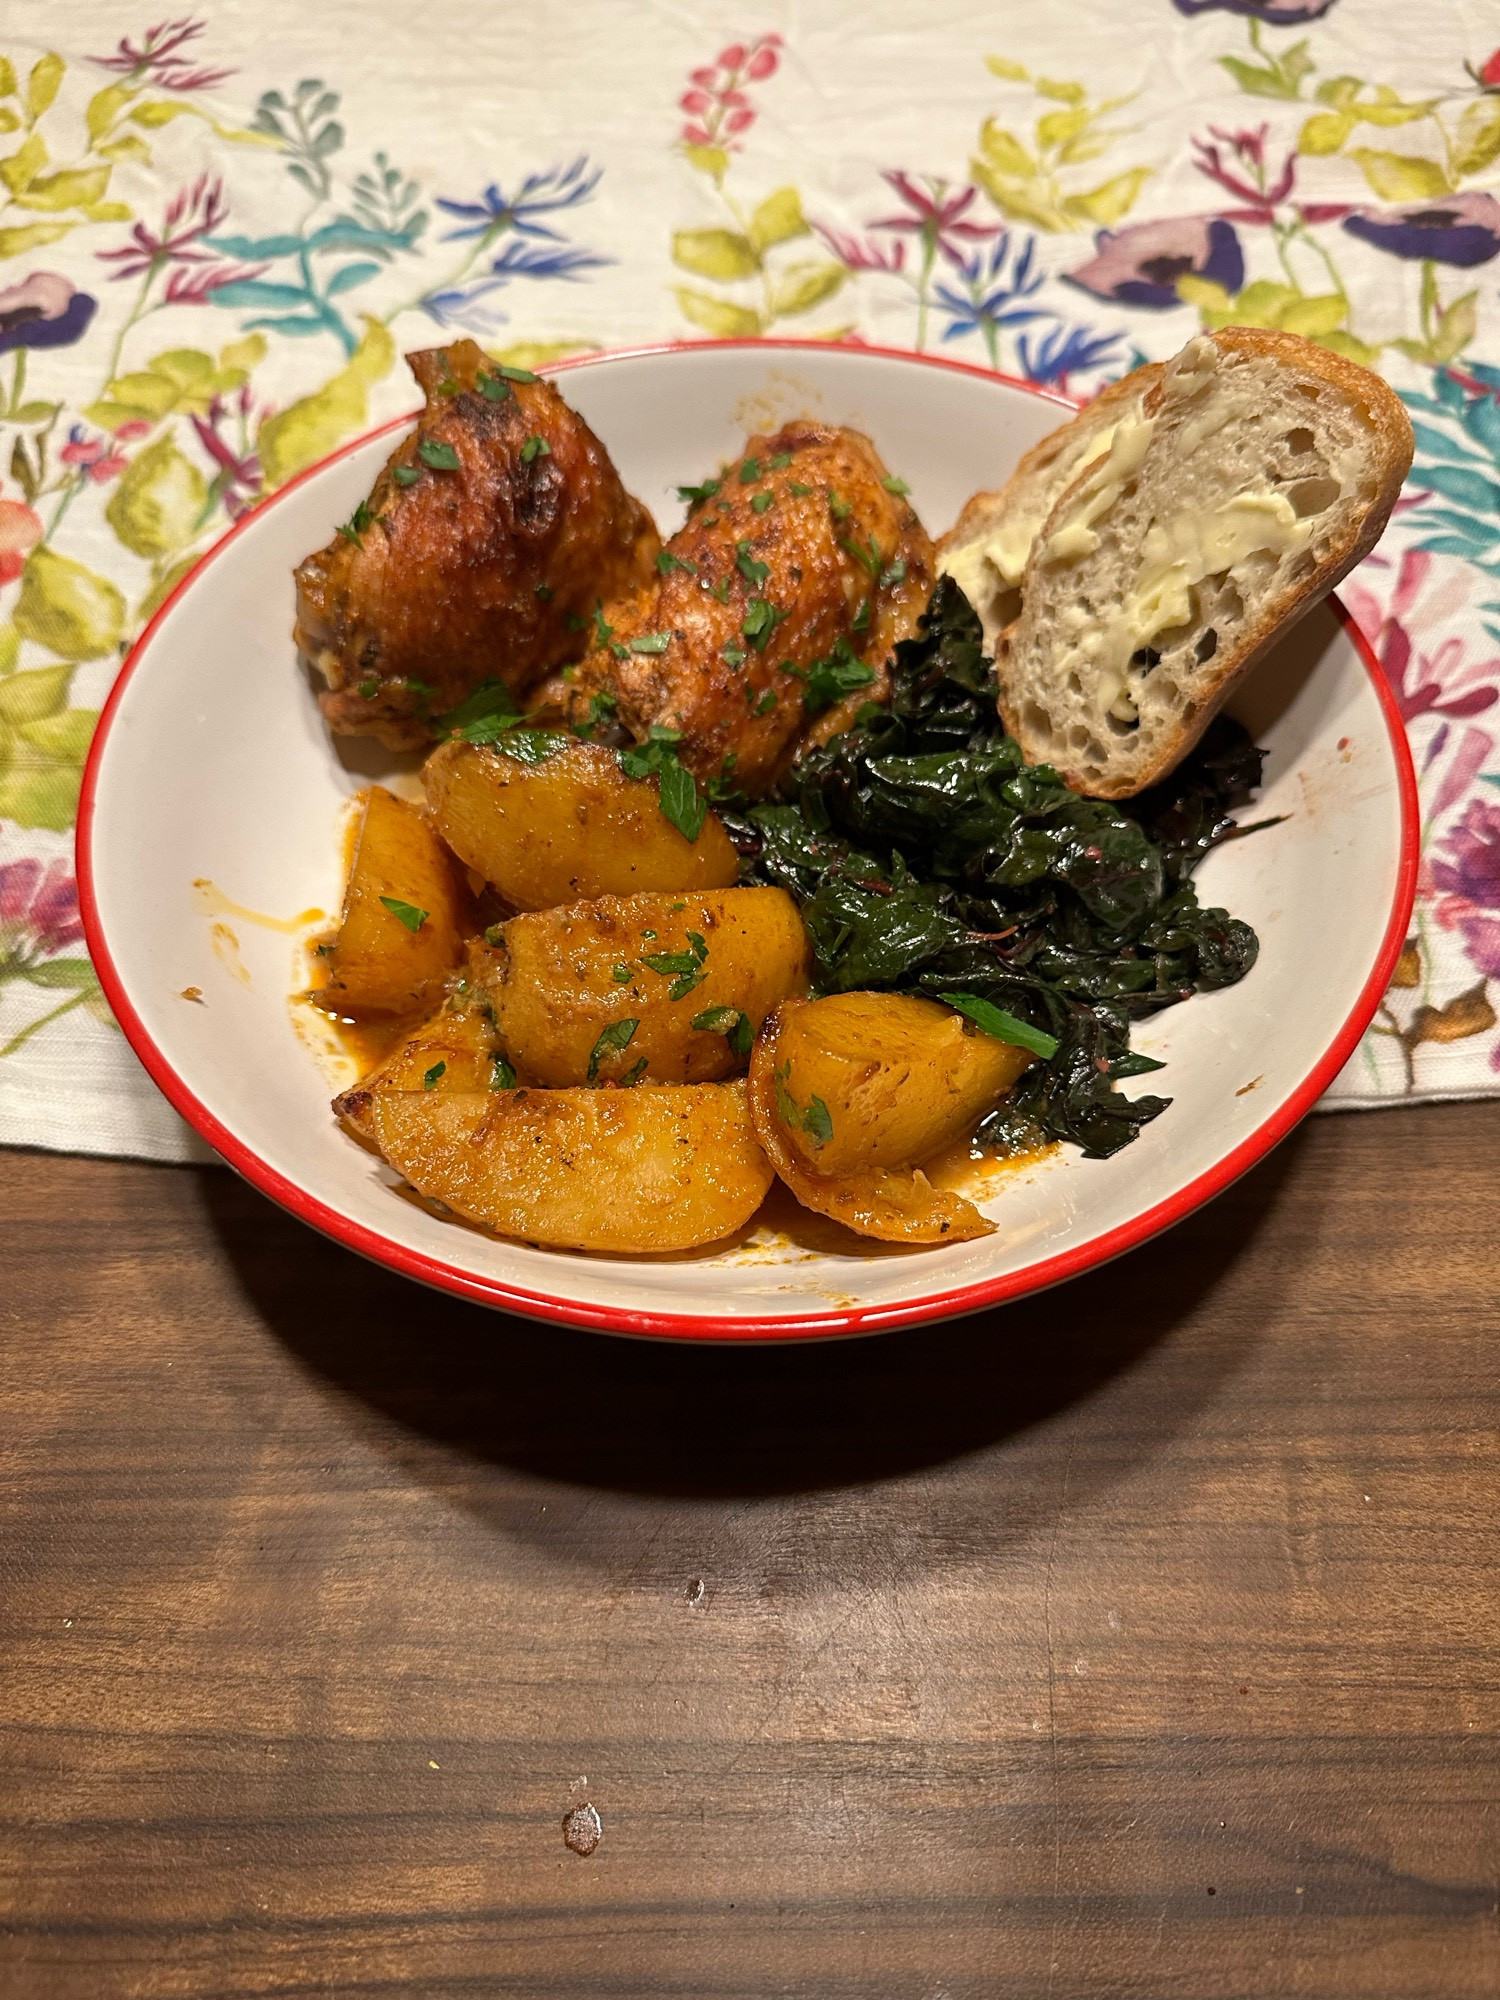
xmin=2 ymin=1102 xmax=1497 ymax=1998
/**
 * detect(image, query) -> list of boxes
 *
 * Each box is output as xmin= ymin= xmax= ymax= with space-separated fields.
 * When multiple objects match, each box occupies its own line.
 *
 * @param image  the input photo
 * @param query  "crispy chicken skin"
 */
xmin=549 ymin=422 xmax=934 ymax=795
xmin=294 ymin=340 xmax=659 ymax=749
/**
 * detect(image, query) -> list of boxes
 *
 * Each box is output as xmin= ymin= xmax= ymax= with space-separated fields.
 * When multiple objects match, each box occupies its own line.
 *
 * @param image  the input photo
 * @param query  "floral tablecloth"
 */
xmin=2 ymin=0 xmax=1498 ymax=1161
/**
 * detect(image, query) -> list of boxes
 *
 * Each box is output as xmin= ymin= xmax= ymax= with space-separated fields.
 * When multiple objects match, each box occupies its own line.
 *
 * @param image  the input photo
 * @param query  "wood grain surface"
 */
xmin=1 ymin=1102 xmax=1497 ymax=1999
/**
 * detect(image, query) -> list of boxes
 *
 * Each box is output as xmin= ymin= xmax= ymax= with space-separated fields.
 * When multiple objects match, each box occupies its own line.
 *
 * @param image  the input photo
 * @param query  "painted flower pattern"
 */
xmin=0 ymin=275 xmax=97 ymax=355
xmin=1343 ymin=194 xmax=1500 ymax=269
xmin=1067 ymin=215 xmax=1245 ymax=306
xmin=0 ymin=4 xmax=1498 ymax=1127
xmin=1172 ymin=0 xmax=1340 ymax=18
xmin=1432 ymin=800 xmax=1500 ymax=979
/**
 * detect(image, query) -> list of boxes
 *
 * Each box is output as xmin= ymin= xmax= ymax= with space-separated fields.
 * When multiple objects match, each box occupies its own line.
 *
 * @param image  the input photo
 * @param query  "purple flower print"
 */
xmin=0 ymin=860 xmax=85 ymax=966
xmin=0 ymin=273 xmax=97 ymax=355
xmin=1343 ymin=192 xmax=1500 ymax=269
xmin=1192 ymin=126 xmax=1350 ymax=229
xmin=1172 ymin=0 xmax=1340 ymax=19
xmin=1067 ymin=216 xmax=1244 ymax=308
xmin=1432 ymin=797 xmax=1500 ymax=980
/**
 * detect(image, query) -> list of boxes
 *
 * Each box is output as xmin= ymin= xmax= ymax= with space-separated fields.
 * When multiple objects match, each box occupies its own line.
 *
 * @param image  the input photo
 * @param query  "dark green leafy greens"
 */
xmin=730 ymin=578 xmax=1262 ymax=1160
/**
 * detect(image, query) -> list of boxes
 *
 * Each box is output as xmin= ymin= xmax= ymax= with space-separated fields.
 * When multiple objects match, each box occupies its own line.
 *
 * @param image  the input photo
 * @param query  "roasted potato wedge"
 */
xmin=333 ymin=993 xmax=500 ymax=1145
xmin=322 ymin=787 xmax=468 ymax=1014
xmin=747 ymin=1005 xmax=995 ymax=1244
xmin=369 ymin=1081 xmax=773 ymax=1253
xmin=478 ymin=888 xmax=810 ymax=1087
xmin=767 ymin=992 xmax=1032 ymax=1177
xmin=422 ymin=736 xmax=740 ymax=912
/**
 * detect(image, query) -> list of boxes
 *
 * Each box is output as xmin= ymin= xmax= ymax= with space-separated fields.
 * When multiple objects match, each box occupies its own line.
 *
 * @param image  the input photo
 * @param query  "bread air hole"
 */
xmin=1281 ymin=426 xmax=1317 ymax=455
xmin=1287 ymin=474 xmax=1341 ymax=517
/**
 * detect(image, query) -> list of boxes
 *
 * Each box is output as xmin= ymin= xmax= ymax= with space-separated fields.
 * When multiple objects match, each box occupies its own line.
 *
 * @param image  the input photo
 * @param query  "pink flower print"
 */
xmin=1343 ymin=549 xmax=1499 ymax=725
xmin=96 ymin=177 xmax=263 ymax=301
xmin=680 ymin=35 xmax=783 ymax=152
xmin=59 ymin=421 xmax=148 ymax=485
xmin=90 ymin=17 xmax=232 ymax=92
xmin=0 ymin=860 xmax=86 ymax=964
xmin=868 ymin=174 xmax=1000 ymax=272
xmin=1193 ymin=125 xmax=1349 ymax=229
xmin=0 ymin=497 xmax=43 ymax=586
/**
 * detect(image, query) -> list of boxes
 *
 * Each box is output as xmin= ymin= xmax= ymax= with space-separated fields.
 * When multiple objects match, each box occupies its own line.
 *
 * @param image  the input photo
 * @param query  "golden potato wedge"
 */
xmin=422 ymin=736 xmax=740 ymax=912
xmin=322 ymin=787 xmax=468 ymax=1014
xmin=767 ymin=992 xmax=1032 ymax=1177
xmin=333 ymin=992 xmax=501 ymax=1145
xmin=747 ymin=1006 xmax=995 ymax=1244
xmin=369 ymin=1081 xmax=773 ymax=1253
xmin=478 ymin=888 xmax=810 ymax=1087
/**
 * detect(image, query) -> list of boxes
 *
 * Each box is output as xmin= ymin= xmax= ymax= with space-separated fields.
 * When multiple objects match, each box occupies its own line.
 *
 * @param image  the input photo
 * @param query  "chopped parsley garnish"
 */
xmin=611 ymin=963 xmax=633 ymax=984
xmin=656 ymin=551 xmax=697 ymax=576
xmin=769 ymin=451 xmax=794 ymax=470
xmin=619 ymin=1056 xmax=649 ymax=1087
xmin=433 ymin=677 xmax=525 ymax=742
xmin=520 ymin=434 xmax=550 ymax=464
xmin=484 ymin=924 xmax=506 ymax=945
xmin=642 ymin=949 xmax=699 ymax=976
xmin=792 ymin=636 xmax=876 ymax=717
xmin=393 ymin=464 xmax=422 ymax=487
xmin=337 ymin=498 xmax=378 ymax=547
xmin=475 ymin=368 xmax=509 ymax=402
xmin=828 ymin=489 xmax=852 ymax=520
xmin=773 ymin=1062 xmax=832 ymax=1147
xmin=358 ymin=677 xmax=379 ymax=699
xmin=587 ymin=1017 xmax=638 ymax=1083
xmin=735 ymin=541 xmax=770 ymax=587
xmin=496 ymin=362 xmax=539 ymax=382
xmin=710 ymin=576 xmax=732 ymax=603
xmin=618 ymin=726 xmax=707 ymax=843
xmin=534 ymin=581 xmax=553 ymax=601
xmin=693 ymin=1005 xmax=755 ymax=1057
xmin=722 ymin=643 xmax=747 ymax=669
xmin=754 ymin=689 xmax=778 ymax=716
xmin=738 ymin=456 xmax=762 ymax=483
xmin=422 ymin=1060 xmax=447 ymax=1089
xmin=803 ymin=1096 xmax=834 ymax=1147
xmin=750 ymin=491 xmax=774 ymax=515
xmin=418 ymin=438 xmax=461 ymax=472
xmin=592 ymin=600 xmax=626 ymax=658
xmin=788 ymin=481 xmax=813 ymax=497
xmin=842 ymin=534 xmax=882 ymax=577
xmin=628 ymin=632 xmax=672 ymax=654
xmin=379 ymin=897 xmax=428 ymax=933
xmin=677 ymin=477 xmax=721 ymax=505
xmin=881 ymin=474 xmax=911 ymax=496
xmin=879 ymin=556 xmax=908 ymax=589
xmin=494 ymin=729 xmax=565 ymax=765
xmin=940 ymin=992 xmax=1060 ymax=1060
xmin=741 ymin=597 xmax=787 ymax=651
xmin=585 ymin=689 xmax=618 ymax=734
xmin=490 ymin=1055 xmax=517 ymax=1091
xmin=852 ymin=598 xmax=872 ymax=632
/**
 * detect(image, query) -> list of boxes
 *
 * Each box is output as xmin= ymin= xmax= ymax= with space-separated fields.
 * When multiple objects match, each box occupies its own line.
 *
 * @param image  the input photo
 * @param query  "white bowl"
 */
xmin=78 ymin=340 xmax=1418 ymax=1341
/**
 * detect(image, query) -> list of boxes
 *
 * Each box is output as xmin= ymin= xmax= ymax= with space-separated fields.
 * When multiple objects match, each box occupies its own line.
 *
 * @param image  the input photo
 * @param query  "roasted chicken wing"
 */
xmin=550 ymin=421 xmax=934 ymax=795
xmin=295 ymin=340 xmax=659 ymax=749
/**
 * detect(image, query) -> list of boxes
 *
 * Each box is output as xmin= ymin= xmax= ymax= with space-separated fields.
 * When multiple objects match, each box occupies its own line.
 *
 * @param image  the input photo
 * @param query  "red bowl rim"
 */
xmin=76 ymin=336 xmax=1421 ymax=1343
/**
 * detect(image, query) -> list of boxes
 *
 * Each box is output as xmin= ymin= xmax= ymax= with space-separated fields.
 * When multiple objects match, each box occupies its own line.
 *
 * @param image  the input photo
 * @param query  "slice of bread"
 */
xmin=937 ymin=365 xmax=1165 ymax=654
xmin=993 ymin=328 xmax=1413 ymax=798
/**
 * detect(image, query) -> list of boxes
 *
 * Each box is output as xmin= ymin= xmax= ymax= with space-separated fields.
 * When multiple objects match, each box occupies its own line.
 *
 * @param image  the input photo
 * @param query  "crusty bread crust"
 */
xmin=995 ymin=328 xmax=1414 ymax=798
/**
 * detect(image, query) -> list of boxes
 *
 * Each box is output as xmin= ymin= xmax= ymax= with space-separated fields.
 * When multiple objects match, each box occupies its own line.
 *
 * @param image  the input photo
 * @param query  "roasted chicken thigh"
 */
xmin=550 ymin=421 xmax=934 ymax=794
xmin=294 ymin=340 xmax=659 ymax=749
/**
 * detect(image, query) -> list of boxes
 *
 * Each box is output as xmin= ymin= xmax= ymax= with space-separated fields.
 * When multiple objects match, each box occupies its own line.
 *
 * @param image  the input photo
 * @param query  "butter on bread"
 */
xmin=984 ymin=328 xmax=1413 ymax=799
xmin=936 ymin=366 xmax=1164 ymax=655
